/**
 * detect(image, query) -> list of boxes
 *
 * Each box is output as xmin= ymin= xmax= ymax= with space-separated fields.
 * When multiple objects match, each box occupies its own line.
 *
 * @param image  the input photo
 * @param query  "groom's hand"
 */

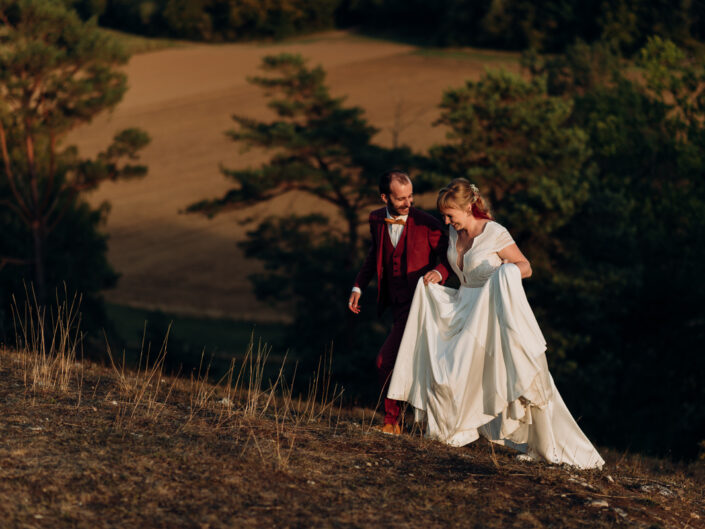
xmin=348 ymin=291 xmax=361 ymax=314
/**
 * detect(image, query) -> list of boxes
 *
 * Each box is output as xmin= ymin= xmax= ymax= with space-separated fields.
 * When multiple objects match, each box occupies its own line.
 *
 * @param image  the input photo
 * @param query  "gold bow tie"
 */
xmin=384 ymin=217 xmax=406 ymax=226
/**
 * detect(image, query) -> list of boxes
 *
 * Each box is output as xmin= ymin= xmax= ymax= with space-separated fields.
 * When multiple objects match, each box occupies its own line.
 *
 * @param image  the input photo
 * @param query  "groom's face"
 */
xmin=382 ymin=180 xmax=413 ymax=217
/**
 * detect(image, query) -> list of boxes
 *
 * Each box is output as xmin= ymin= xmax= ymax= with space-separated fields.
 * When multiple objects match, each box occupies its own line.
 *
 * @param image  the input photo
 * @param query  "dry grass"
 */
xmin=11 ymin=288 xmax=84 ymax=398
xmin=0 ymin=316 xmax=703 ymax=529
xmin=105 ymin=324 xmax=177 ymax=431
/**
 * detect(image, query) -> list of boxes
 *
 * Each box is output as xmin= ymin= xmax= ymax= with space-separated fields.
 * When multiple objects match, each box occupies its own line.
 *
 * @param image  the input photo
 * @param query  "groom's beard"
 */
xmin=389 ymin=204 xmax=411 ymax=216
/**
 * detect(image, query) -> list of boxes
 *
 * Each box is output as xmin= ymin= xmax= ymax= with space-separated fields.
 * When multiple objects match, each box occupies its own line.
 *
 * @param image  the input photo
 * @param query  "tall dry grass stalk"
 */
xmin=11 ymin=286 xmax=84 ymax=397
xmin=216 ymin=339 xmax=344 ymax=426
xmin=203 ymin=337 xmax=345 ymax=469
xmin=9 ymin=291 xmax=347 ymax=470
xmin=105 ymin=323 xmax=177 ymax=430
xmin=242 ymin=337 xmax=274 ymax=417
xmin=205 ymin=337 xmax=274 ymax=428
xmin=189 ymin=349 xmax=216 ymax=413
xmin=291 ymin=346 xmax=344 ymax=427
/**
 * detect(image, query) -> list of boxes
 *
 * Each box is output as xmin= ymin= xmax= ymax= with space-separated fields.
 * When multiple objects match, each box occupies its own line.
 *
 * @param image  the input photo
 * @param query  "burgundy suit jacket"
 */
xmin=354 ymin=207 xmax=451 ymax=312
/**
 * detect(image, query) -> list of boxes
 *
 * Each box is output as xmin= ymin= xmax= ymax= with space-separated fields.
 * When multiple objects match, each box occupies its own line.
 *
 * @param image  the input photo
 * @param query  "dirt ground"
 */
xmin=1 ymin=346 xmax=703 ymax=529
xmin=67 ymin=31 xmax=521 ymax=322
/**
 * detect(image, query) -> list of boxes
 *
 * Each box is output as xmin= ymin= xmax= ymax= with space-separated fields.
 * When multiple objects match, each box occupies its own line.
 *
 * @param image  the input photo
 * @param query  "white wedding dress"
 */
xmin=387 ymin=221 xmax=604 ymax=469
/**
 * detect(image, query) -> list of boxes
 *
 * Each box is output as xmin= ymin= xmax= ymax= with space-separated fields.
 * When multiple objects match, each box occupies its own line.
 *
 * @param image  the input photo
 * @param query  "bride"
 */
xmin=387 ymin=178 xmax=604 ymax=469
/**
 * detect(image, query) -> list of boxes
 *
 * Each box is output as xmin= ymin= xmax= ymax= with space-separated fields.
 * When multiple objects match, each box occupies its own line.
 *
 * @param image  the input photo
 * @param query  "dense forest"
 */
xmin=68 ymin=0 xmax=705 ymax=53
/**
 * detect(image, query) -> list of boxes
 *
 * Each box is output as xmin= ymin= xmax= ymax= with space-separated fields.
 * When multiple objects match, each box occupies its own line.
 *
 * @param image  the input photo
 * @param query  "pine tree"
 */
xmin=0 ymin=0 xmax=150 ymax=304
xmin=187 ymin=53 xmax=415 ymax=390
xmin=187 ymin=53 xmax=414 ymax=266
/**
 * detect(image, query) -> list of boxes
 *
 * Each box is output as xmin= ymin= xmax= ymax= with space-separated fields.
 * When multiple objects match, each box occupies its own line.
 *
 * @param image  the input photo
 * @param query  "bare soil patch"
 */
xmin=67 ymin=31 xmax=521 ymax=321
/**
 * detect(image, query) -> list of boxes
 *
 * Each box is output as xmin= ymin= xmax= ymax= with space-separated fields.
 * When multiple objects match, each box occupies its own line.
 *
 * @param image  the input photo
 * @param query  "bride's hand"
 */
xmin=423 ymin=270 xmax=442 ymax=285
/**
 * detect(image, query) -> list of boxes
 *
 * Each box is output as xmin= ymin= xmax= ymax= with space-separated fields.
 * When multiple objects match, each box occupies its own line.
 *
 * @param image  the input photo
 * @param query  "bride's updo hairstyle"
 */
xmin=437 ymin=178 xmax=493 ymax=220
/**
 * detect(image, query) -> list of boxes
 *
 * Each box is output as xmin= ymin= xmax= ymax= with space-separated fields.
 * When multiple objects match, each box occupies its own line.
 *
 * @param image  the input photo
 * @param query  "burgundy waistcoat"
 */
xmin=381 ymin=225 xmax=412 ymax=305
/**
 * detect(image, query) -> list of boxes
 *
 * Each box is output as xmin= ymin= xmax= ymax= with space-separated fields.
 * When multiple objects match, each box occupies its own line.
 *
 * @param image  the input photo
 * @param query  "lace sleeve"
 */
xmin=494 ymin=224 xmax=515 ymax=252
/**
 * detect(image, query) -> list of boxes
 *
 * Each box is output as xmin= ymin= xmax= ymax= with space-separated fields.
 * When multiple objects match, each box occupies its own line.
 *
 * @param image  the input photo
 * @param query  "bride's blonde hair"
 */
xmin=437 ymin=178 xmax=492 ymax=220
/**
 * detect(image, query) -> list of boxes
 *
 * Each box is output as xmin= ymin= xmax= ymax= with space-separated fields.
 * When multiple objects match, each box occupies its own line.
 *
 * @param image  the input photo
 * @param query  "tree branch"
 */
xmin=311 ymin=153 xmax=353 ymax=212
xmin=0 ymin=256 xmax=29 ymax=273
xmin=0 ymin=199 xmax=31 ymax=225
xmin=45 ymin=187 xmax=81 ymax=235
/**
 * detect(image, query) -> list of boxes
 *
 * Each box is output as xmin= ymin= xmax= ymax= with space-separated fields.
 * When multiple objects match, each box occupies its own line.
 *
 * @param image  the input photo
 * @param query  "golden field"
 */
xmin=67 ymin=30 xmax=520 ymax=322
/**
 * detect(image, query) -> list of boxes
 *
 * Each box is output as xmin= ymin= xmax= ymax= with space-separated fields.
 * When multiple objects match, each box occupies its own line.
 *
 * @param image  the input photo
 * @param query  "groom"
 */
xmin=348 ymin=170 xmax=450 ymax=434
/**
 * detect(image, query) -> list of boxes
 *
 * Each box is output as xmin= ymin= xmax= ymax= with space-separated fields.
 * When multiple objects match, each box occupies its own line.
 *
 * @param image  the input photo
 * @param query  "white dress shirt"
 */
xmin=385 ymin=208 xmax=408 ymax=249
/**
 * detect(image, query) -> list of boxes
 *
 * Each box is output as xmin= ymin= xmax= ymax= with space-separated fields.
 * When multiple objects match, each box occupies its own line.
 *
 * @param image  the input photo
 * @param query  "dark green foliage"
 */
xmin=0 ymin=0 xmax=149 ymax=340
xmin=188 ymin=53 xmax=413 ymax=396
xmin=64 ymin=0 xmax=107 ymax=20
xmin=521 ymin=40 xmax=621 ymax=96
xmin=161 ymin=0 xmax=212 ymax=40
xmin=427 ymin=38 xmax=705 ymax=459
xmin=429 ymin=70 xmax=595 ymax=270
xmin=599 ymin=0 xmax=691 ymax=53
xmin=98 ymin=0 xmax=156 ymax=32
xmin=339 ymin=0 xmax=700 ymax=54
xmin=526 ymin=38 xmax=705 ymax=458
xmin=337 ymin=0 xmax=449 ymax=38
xmin=482 ymin=0 xmax=597 ymax=50
xmin=63 ymin=0 xmax=705 ymax=53
xmin=0 ymin=197 xmax=118 ymax=343
xmin=65 ymin=0 xmax=705 ymax=53
xmin=94 ymin=0 xmax=340 ymax=41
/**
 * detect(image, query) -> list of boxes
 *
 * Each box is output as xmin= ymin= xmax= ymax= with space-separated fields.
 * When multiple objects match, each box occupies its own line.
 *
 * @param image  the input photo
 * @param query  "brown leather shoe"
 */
xmin=374 ymin=423 xmax=402 ymax=435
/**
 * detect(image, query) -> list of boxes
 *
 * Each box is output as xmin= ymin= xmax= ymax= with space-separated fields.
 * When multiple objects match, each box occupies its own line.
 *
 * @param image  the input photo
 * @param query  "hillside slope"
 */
xmin=0 ymin=346 xmax=702 ymax=528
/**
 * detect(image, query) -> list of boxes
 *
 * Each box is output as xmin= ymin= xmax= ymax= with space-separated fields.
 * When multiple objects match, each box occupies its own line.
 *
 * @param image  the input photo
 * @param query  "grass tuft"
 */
xmin=105 ymin=322 xmax=177 ymax=431
xmin=11 ymin=286 xmax=84 ymax=397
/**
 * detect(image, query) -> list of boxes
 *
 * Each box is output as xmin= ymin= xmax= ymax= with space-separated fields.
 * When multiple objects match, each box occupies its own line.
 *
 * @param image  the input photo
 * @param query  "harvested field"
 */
xmin=67 ymin=31 xmax=521 ymax=322
xmin=1 ymin=345 xmax=703 ymax=529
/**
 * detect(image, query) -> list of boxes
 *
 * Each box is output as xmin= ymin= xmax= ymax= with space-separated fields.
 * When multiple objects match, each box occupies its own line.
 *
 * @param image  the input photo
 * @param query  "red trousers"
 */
xmin=376 ymin=301 xmax=411 ymax=425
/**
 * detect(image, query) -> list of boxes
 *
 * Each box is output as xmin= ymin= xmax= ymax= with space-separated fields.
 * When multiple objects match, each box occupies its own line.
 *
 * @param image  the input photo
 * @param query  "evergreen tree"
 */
xmin=188 ymin=54 xmax=416 ymax=392
xmin=0 ymin=0 xmax=149 ymax=327
xmin=187 ymin=53 xmax=417 ymax=265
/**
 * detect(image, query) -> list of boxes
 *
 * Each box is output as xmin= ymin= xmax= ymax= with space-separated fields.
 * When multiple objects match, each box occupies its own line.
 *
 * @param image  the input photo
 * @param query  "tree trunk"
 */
xmin=32 ymin=221 xmax=47 ymax=305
